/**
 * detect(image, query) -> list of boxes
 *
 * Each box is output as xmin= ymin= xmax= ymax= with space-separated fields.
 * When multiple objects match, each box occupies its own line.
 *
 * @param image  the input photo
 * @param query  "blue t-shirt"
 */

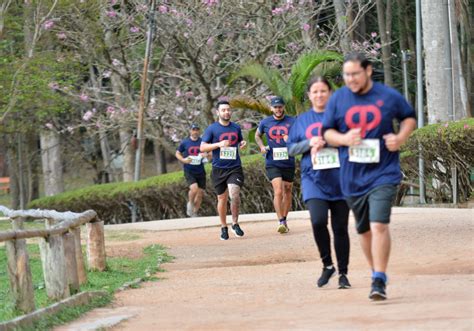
xmin=323 ymin=82 xmax=416 ymax=197
xmin=287 ymin=109 xmax=344 ymax=202
xmin=258 ymin=115 xmax=296 ymax=168
xmin=201 ymin=122 xmax=243 ymax=169
xmin=177 ymin=137 xmax=205 ymax=175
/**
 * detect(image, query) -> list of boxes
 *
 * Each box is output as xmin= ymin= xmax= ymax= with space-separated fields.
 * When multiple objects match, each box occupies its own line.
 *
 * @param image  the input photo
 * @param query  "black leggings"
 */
xmin=306 ymin=199 xmax=350 ymax=275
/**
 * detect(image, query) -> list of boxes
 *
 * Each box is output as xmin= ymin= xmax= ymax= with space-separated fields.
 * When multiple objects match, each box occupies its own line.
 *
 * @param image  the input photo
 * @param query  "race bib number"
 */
xmin=348 ymin=139 xmax=380 ymax=163
xmin=188 ymin=155 xmax=202 ymax=165
xmin=273 ymin=147 xmax=289 ymax=161
xmin=220 ymin=147 xmax=237 ymax=160
xmin=312 ymin=148 xmax=340 ymax=170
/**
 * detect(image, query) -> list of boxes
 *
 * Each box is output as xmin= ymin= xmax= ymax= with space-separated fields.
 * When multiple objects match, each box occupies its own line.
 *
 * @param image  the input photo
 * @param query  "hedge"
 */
xmin=29 ymin=119 xmax=473 ymax=224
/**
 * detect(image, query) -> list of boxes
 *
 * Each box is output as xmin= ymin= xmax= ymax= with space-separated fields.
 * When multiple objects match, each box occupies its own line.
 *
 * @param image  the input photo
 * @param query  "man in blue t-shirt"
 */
xmin=255 ymin=97 xmax=295 ymax=234
xmin=176 ymin=123 xmax=209 ymax=217
xmin=323 ymin=52 xmax=416 ymax=301
xmin=201 ymin=100 xmax=247 ymax=241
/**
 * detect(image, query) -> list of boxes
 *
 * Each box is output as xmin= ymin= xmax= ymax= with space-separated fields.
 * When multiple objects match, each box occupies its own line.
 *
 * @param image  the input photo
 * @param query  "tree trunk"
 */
xmin=376 ymin=0 xmax=393 ymax=86
xmin=422 ymin=0 xmax=469 ymax=123
xmin=334 ymin=0 xmax=351 ymax=53
xmin=40 ymin=131 xmax=64 ymax=196
xmin=119 ymin=129 xmax=135 ymax=182
xmin=154 ymin=140 xmax=167 ymax=175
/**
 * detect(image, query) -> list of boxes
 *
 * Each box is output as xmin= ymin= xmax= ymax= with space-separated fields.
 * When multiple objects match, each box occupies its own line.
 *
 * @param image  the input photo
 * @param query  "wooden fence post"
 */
xmin=5 ymin=217 xmax=35 ymax=313
xmin=39 ymin=219 xmax=70 ymax=300
xmin=63 ymin=232 xmax=80 ymax=294
xmin=71 ymin=227 xmax=87 ymax=285
xmin=86 ymin=221 xmax=106 ymax=271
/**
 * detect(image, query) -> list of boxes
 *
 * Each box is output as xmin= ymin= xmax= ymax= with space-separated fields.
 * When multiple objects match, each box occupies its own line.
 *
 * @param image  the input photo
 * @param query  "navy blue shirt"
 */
xmin=177 ymin=137 xmax=206 ymax=175
xmin=323 ymin=82 xmax=416 ymax=197
xmin=258 ymin=115 xmax=296 ymax=168
xmin=201 ymin=122 xmax=243 ymax=169
xmin=287 ymin=109 xmax=344 ymax=202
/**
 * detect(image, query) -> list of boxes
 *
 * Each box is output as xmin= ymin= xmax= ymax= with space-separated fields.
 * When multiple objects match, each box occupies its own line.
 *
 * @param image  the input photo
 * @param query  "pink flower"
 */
xmin=137 ymin=4 xmax=147 ymax=11
xmin=242 ymin=122 xmax=252 ymax=130
xmin=57 ymin=32 xmax=67 ymax=40
xmin=374 ymin=43 xmax=381 ymax=49
xmin=185 ymin=18 xmax=193 ymax=27
xmin=371 ymin=32 xmax=378 ymax=38
xmin=80 ymin=93 xmax=89 ymax=101
xmin=106 ymin=106 xmax=115 ymax=113
xmin=444 ymin=123 xmax=449 ymax=128
xmin=130 ymin=26 xmax=139 ymax=33
xmin=106 ymin=10 xmax=117 ymax=18
xmin=302 ymin=23 xmax=310 ymax=32
xmin=183 ymin=32 xmax=189 ymax=38
xmin=83 ymin=111 xmax=94 ymax=121
xmin=464 ymin=124 xmax=469 ymax=129
xmin=158 ymin=5 xmax=168 ymax=13
xmin=120 ymin=107 xmax=128 ymax=113
xmin=45 ymin=123 xmax=54 ymax=129
xmin=212 ymin=54 xmax=219 ymax=62
xmin=318 ymin=32 xmax=325 ymax=37
xmin=185 ymin=91 xmax=194 ymax=98
xmin=272 ymin=7 xmax=284 ymax=15
xmin=43 ymin=20 xmax=54 ymax=30
xmin=110 ymin=0 xmax=117 ymax=4
xmin=370 ymin=50 xmax=378 ymax=55
xmin=175 ymin=89 xmax=182 ymax=97
xmin=206 ymin=37 xmax=214 ymax=46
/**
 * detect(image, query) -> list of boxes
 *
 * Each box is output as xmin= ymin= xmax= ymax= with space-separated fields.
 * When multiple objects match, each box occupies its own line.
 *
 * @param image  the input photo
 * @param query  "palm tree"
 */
xmin=229 ymin=50 xmax=343 ymax=115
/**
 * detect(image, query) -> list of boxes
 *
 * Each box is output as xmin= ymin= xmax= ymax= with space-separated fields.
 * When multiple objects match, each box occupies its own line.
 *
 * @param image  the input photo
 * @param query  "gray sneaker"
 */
xmin=186 ymin=201 xmax=193 ymax=217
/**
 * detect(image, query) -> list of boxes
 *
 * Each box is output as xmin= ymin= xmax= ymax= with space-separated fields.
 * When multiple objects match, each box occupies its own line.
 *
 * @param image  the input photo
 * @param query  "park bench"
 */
xmin=0 ymin=177 xmax=10 ymax=194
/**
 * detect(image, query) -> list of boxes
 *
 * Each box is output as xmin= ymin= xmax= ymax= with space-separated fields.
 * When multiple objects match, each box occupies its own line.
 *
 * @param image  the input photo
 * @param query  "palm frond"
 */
xmin=230 ymin=95 xmax=272 ymax=116
xmin=289 ymin=50 xmax=343 ymax=102
xmin=228 ymin=62 xmax=287 ymax=97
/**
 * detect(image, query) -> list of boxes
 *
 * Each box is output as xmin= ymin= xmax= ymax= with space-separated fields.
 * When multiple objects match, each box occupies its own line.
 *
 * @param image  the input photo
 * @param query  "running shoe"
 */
xmin=186 ymin=201 xmax=193 ymax=217
xmin=277 ymin=220 xmax=289 ymax=234
xmin=231 ymin=223 xmax=244 ymax=237
xmin=338 ymin=274 xmax=351 ymax=289
xmin=317 ymin=266 xmax=336 ymax=288
xmin=220 ymin=226 xmax=229 ymax=241
xmin=369 ymin=278 xmax=387 ymax=301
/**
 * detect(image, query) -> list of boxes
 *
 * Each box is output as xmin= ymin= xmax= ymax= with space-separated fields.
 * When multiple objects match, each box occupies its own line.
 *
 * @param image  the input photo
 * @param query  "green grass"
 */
xmin=0 ymin=220 xmax=45 ymax=232
xmin=0 ymin=243 xmax=172 ymax=329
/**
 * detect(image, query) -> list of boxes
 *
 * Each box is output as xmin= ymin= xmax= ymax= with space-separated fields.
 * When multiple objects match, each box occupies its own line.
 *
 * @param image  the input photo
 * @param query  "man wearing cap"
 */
xmin=176 ymin=124 xmax=209 ymax=217
xmin=255 ymin=97 xmax=296 ymax=234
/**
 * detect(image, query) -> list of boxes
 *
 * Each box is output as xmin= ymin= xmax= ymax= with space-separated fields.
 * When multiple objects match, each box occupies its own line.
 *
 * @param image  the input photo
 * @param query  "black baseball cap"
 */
xmin=190 ymin=123 xmax=200 ymax=130
xmin=270 ymin=97 xmax=285 ymax=107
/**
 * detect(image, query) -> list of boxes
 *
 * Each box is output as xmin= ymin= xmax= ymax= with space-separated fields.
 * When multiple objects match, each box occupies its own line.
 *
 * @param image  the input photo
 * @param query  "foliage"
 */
xmin=229 ymin=50 xmax=343 ymax=115
xmin=0 ymin=243 xmax=172 ymax=325
xmin=401 ymin=118 xmax=474 ymax=203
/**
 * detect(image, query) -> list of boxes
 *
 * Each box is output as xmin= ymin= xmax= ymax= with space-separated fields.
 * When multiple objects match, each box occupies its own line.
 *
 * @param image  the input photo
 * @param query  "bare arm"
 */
xmin=324 ymin=128 xmax=362 ymax=147
xmin=200 ymin=140 xmax=229 ymax=153
xmin=175 ymin=151 xmax=192 ymax=164
xmin=254 ymin=129 xmax=267 ymax=154
xmin=383 ymin=117 xmax=417 ymax=151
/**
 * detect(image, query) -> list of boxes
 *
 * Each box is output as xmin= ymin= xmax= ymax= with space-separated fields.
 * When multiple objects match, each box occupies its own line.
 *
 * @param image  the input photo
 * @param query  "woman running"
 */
xmin=287 ymin=76 xmax=351 ymax=288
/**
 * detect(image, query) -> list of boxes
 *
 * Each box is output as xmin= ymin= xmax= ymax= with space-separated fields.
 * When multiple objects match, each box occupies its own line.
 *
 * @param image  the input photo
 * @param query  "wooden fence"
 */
xmin=0 ymin=206 xmax=106 ymax=314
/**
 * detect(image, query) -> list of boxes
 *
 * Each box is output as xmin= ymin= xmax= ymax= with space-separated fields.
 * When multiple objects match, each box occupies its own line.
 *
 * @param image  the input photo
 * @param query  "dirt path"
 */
xmin=58 ymin=209 xmax=473 ymax=330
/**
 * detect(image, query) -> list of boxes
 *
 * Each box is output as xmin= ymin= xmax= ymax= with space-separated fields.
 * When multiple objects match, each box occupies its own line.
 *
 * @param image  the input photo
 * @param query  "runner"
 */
xmin=323 ymin=52 xmax=417 ymax=300
xmin=175 ymin=123 xmax=208 ymax=217
xmin=287 ymin=77 xmax=351 ymax=289
xmin=200 ymin=100 xmax=247 ymax=240
xmin=255 ymin=97 xmax=295 ymax=234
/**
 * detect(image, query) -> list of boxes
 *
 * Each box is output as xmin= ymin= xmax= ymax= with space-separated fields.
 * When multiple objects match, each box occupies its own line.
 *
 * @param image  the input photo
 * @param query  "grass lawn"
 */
xmin=0 ymin=242 xmax=172 ymax=329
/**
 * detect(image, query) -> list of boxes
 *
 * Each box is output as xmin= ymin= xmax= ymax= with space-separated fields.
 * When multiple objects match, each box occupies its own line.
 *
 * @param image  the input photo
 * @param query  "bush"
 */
xmin=401 ymin=118 xmax=474 ymax=203
xmin=29 ymin=155 xmax=304 ymax=224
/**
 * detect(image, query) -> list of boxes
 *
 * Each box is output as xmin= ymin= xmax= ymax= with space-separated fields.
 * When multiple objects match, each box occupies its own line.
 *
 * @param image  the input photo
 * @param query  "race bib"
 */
xmin=273 ymin=147 xmax=289 ymax=161
xmin=348 ymin=139 xmax=380 ymax=163
xmin=220 ymin=146 xmax=237 ymax=160
xmin=188 ymin=155 xmax=202 ymax=165
xmin=312 ymin=148 xmax=340 ymax=170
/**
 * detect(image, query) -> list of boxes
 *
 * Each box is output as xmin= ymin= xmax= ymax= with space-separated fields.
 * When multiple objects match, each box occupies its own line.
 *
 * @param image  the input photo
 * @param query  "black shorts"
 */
xmin=265 ymin=166 xmax=296 ymax=182
xmin=346 ymin=185 xmax=398 ymax=234
xmin=211 ymin=167 xmax=244 ymax=195
xmin=184 ymin=171 xmax=206 ymax=189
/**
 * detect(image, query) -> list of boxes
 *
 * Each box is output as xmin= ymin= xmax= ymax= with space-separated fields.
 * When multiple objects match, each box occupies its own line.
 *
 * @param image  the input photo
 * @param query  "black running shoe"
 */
xmin=317 ymin=266 xmax=336 ymax=288
xmin=220 ymin=226 xmax=229 ymax=241
xmin=338 ymin=274 xmax=351 ymax=289
xmin=369 ymin=278 xmax=387 ymax=301
xmin=231 ymin=223 xmax=244 ymax=237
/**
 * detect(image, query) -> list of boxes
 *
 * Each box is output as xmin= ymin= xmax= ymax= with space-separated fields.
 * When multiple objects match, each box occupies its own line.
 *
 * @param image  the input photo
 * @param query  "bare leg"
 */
xmin=281 ymin=181 xmax=293 ymax=218
xmin=228 ymin=184 xmax=241 ymax=224
xmin=188 ymin=183 xmax=198 ymax=207
xmin=270 ymin=178 xmax=283 ymax=219
xmin=217 ymin=190 xmax=228 ymax=227
xmin=359 ymin=230 xmax=374 ymax=271
xmin=193 ymin=188 xmax=203 ymax=213
xmin=370 ymin=223 xmax=391 ymax=273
